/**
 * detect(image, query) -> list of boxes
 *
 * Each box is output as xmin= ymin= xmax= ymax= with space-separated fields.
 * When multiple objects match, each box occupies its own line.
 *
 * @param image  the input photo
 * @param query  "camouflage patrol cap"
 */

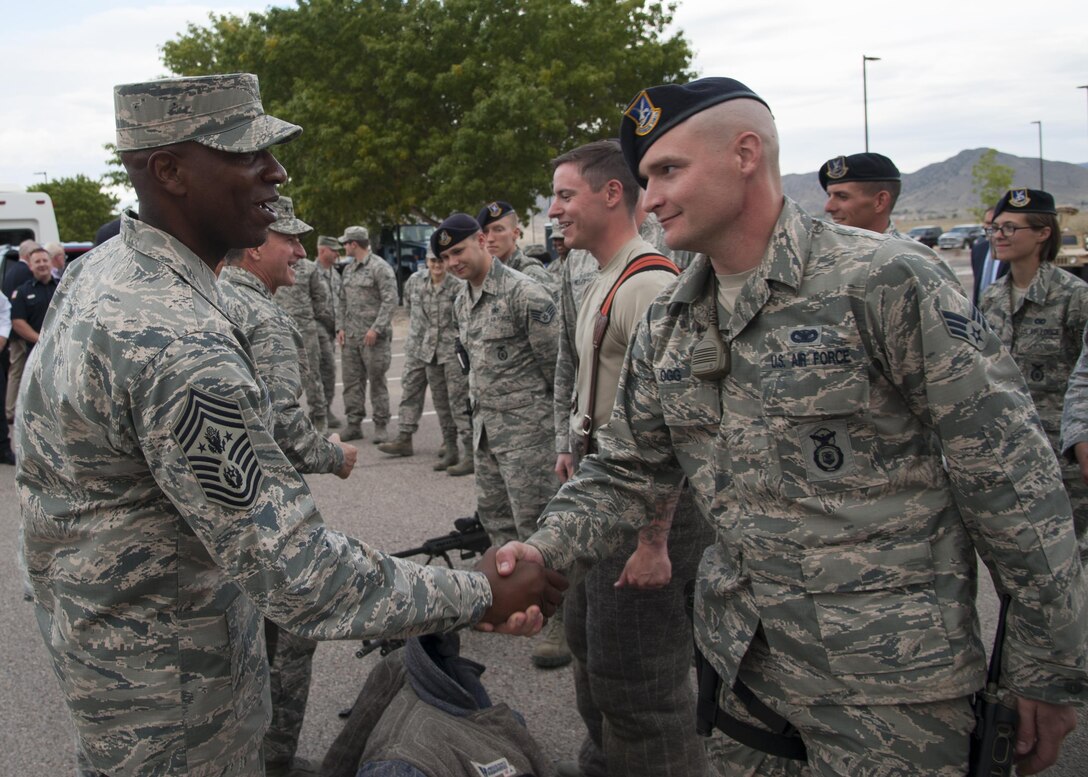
xmin=431 ymin=213 xmax=481 ymax=257
xmin=317 ymin=235 xmax=342 ymax=249
xmin=268 ymin=196 xmax=311 ymax=236
xmin=818 ymin=152 xmax=900 ymax=191
xmin=994 ymin=188 xmax=1057 ymax=217
xmin=114 ymin=73 xmax=301 ymax=153
xmin=477 ymin=201 xmax=517 ymax=229
xmin=338 ymin=226 xmax=369 ymax=243
xmin=620 ymin=77 xmax=769 ymax=187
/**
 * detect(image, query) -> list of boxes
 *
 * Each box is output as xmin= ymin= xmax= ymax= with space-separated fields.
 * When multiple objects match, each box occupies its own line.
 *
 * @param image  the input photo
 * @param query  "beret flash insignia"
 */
xmin=1010 ymin=188 xmax=1030 ymax=208
xmin=487 ymin=202 xmax=503 ymax=217
xmin=439 ymin=230 xmax=451 ymax=246
xmin=825 ymin=156 xmax=848 ymax=180
xmin=624 ymin=90 xmax=662 ymax=137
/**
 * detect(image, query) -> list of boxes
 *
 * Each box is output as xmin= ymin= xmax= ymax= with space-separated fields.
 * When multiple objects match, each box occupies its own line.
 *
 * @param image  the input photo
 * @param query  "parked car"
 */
xmin=376 ymin=223 xmax=435 ymax=302
xmin=937 ymin=224 xmax=985 ymax=250
xmin=907 ymin=225 xmax=943 ymax=247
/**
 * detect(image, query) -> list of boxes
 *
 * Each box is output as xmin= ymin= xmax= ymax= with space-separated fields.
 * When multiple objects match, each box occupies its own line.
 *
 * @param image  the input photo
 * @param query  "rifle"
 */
xmin=968 ymin=593 xmax=1018 ymax=776
xmin=392 ymin=513 xmax=490 ymax=568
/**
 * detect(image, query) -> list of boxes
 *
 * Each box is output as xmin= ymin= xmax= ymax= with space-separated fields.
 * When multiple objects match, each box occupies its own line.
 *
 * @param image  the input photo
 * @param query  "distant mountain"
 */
xmin=783 ymin=149 xmax=1088 ymax=220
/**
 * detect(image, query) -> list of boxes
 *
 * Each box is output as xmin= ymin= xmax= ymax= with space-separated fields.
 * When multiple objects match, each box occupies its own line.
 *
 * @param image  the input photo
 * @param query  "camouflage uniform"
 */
xmin=455 ymin=258 xmax=559 ymax=544
xmin=504 ymin=247 xmax=559 ymax=300
xmin=983 ymin=263 xmax=1088 ymax=561
xmin=399 ymin=268 xmax=471 ymax=449
xmin=558 ymin=236 xmax=712 ymax=777
xmin=16 ymin=211 xmax=493 ymax=777
xmin=339 ymin=251 xmax=397 ymax=430
xmin=273 ymin=258 xmax=333 ymax=429
xmin=315 ymin=261 xmax=341 ymax=411
xmin=529 ymin=199 xmax=1088 ymax=774
xmin=219 ymin=260 xmax=344 ymax=770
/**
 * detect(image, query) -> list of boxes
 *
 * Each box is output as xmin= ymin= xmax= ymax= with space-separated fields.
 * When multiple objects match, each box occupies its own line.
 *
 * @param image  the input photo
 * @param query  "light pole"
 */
xmin=1031 ymin=120 xmax=1044 ymax=189
xmin=1079 ymin=85 xmax=1088 ymax=138
xmin=862 ymin=55 xmax=881 ymax=152
xmin=34 ymin=171 xmax=48 ymax=185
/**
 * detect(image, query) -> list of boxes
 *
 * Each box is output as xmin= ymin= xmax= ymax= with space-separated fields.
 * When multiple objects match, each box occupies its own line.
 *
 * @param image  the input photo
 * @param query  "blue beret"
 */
xmin=620 ymin=77 xmax=770 ymax=187
xmin=476 ymin=201 xmax=517 ymax=228
xmin=431 ymin=213 xmax=481 ymax=257
xmin=993 ymin=188 xmax=1056 ymax=217
xmin=818 ymin=153 xmax=900 ymax=191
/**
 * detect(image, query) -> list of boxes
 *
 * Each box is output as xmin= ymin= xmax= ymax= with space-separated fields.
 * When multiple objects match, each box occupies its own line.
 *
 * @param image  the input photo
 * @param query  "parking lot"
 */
xmin=2 ymin=252 xmax=1086 ymax=774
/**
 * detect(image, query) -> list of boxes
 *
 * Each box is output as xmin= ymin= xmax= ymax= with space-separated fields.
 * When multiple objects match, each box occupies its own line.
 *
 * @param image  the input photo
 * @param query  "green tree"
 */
xmin=33 ymin=175 xmax=119 ymax=242
xmin=101 ymin=143 xmax=131 ymax=191
xmin=161 ymin=0 xmax=693 ymax=237
xmin=971 ymin=148 xmax=1014 ymax=220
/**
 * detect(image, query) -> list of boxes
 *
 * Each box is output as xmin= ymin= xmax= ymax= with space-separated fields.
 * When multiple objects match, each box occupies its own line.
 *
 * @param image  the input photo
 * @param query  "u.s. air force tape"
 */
xmin=174 ymin=387 xmax=264 ymax=510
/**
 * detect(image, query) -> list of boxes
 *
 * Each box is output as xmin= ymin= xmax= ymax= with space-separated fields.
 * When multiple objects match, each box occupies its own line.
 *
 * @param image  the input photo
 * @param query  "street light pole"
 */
xmin=34 ymin=171 xmax=48 ymax=185
xmin=1031 ymin=120 xmax=1044 ymax=189
xmin=862 ymin=55 xmax=881 ymax=152
xmin=1079 ymin=85 xmax=1088 ymax=138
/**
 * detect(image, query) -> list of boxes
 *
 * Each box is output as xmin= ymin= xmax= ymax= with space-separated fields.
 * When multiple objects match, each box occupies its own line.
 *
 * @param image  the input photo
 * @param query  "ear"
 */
xmin=147 ymin=149 xmax=186 ymax=196
xmin=873 ymin=190 xmax=891 ymax=214
xmin=735 ymin=131 xmax=762 ymax=176
xmin=604 ymin=179 xmax=624 ymax=209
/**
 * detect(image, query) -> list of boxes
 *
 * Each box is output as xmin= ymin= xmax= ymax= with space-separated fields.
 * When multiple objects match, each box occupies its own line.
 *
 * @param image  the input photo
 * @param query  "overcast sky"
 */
xmin=2 ymin=0 xmax=1086 ymax=193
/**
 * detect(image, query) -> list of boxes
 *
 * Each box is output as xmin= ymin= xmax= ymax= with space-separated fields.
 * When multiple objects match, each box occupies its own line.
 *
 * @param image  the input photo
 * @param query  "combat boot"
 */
xmin=378 ymin=432 xmax=414 ymax=457
xmin=372 ymin=424 xmax=388 ymax=444
xmin=341 ymin=425 xmax=363 ymax=442
xmin=436 ymin=443 xmax=447 ymax=459
xmin=531 ymin=617 xmax=571 ymax=669
xmin=446 ymin=455 xmax=474 ymax=477
xmin=433 ymin=434 xmax=459 ymax=470
xmin=326 ymin=412 xmax=343 ymax=429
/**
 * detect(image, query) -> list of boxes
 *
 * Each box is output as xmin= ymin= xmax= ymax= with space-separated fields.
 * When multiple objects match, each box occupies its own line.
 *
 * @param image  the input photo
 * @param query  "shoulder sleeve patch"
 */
xmin=530 ymin=303 xmax=557 ymax=325
xmin=940 ymin=306 xmax=988 ymax=351
xmin=173 ymin=387 xmax=264 ymax=510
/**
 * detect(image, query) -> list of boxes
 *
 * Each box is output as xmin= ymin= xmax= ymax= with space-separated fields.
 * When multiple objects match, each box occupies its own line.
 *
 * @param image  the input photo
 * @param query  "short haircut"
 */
xmin=43 ymin=241 xmax=65 ymax=258
xmin=853 ymin=179 xmax=902 ymax=210
xmin=348 ymin=238 xmax=370 ymax=250
xmin=27 ymin=247 xmax=49 ymax=262
xmin=223 ymin=248 xmax=246 ymax=266
xmin=1027 ymin=213 xmax=1061 ymax=264
xmin=551 ymin=139 xmax=639 ymax=214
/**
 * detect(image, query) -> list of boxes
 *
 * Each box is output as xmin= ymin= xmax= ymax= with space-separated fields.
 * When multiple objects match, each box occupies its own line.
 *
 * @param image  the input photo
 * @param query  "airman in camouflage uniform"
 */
xmin=218 ymin=196 xmax=356 ymax=777
xmin=434 ymin=213 xmax=559 ymax=545
xmin=314 ymin=235 xmax=344 ymax=428
xmin=500 ymin=78 xmax=1088 ymax=776
xmin=15 ymin=73 xmax=563 ymax=777
xmin=478 ymin=200 xmax=560 ymax=300
xmin=379 ymin=254 xmax=472 ymax=471
xmin=978 ymin=188 xmax=1088 ymax=565
xmin=337 ymin=225 xmax=397 ymax=443
xmin=273 ymin=216 xmax=334 ymax=433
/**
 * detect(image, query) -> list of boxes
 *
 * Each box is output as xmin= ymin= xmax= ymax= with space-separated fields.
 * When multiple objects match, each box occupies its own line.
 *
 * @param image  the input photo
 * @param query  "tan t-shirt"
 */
xmin=571 ymin=236 xmax=675 ymax=440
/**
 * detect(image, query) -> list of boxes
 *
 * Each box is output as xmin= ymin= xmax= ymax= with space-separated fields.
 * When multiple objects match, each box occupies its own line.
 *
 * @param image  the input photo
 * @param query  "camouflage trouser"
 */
xmin=6 ymin=337 xmax=26 ymax=420
xmin=705 ymin=635 xmax=974 ymax=777
xmin=341 ymin=332 xmax=391 ymax=426
xmin=396 ymin=356 xmax=429 ymax=435
xmin=398 ymin=356 xmax=471 ymax=446
xmin=1064 ymin=470 xmax=1088 ymax=564
xmin=316 ymin=325 xmax=337 ymax=409
xmin=474 ymin=428 xmax=556 ymax=544
xmin=566 ymin=486 xmax=713 ymax=777
xmin=296 ymin=320 xmax=327 ymax=425
xmin=263 ymin=619 xmax=318 ymax=766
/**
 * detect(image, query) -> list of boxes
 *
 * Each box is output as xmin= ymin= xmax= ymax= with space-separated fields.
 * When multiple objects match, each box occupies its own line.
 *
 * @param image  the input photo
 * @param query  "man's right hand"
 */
xmin=328 ymin=433 xmax=358 ymax=479
xmin=554 ymin=453 xmax=574 ymax=484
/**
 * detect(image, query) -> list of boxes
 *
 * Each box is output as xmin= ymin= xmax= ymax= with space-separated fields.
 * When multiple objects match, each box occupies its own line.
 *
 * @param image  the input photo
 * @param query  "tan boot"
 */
xmin=371 ymin=423 xmax=388 ymax=444
xmin=433 ymin=434 xmax=458 ymax=470
xmin=326 ymin=412 xmax=343 ymax=429
xmin=341 ymin=425 xmax=363 ymax=442
xmin=446 ymin=456 xmax=474 ymax=477
xmin=378 ymin=432 xmax=414 ymax=457
xmin=531 ymin=616 xmax=571 ymax=669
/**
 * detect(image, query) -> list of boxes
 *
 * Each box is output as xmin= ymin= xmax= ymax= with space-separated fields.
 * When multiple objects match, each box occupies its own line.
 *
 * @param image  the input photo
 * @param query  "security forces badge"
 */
xmin=486 ymin=201 xmax=503 ymax=218
xmin=174 ymin=387 xmax=263 ymax=510
xmin=1009 ymin=188 xmax=1030 ymax=208
xmin=824 ymin=156 xmax=848 ymax=180
xmin=624 ymin=90 xmax=662 ymax=137
xmin=798 ymin=421 xmax=854 ymax=482
xmin=438 ymin=230 xmax=452 ymax=247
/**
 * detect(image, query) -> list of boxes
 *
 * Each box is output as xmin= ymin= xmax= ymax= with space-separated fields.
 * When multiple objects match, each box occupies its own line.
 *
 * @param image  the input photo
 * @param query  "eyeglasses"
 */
xmin=985 ymin=224 xmax=1039 ymax=238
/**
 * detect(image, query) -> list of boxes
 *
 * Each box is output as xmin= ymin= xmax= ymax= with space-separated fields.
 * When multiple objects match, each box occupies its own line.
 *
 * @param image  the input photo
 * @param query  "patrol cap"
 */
xmin=317 ymin=235 xmax=342 ymax=249
xmin=114 ymin=73 xmax=301 ymax=153
xmin=477 ymin=201 xmax=517 ymax=229
xmin=993 ymin=188 xmax=1057 ymax=217
xmin=431 ymin=213 xmax=481 ymax=257
xmin=268 ymin=196 xmax=311 ymax=236
xmin=338 ymin=226 xmax=369 ymax=243
xmin=620 ymin=77 xmax=770 ymax=187
xmin=818 ymin=153 xmax=900 ymax=191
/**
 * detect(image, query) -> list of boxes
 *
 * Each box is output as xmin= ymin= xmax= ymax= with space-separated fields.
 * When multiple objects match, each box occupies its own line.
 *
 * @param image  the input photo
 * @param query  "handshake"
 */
xmin=473 ymin=545 xmax=568 ymax=636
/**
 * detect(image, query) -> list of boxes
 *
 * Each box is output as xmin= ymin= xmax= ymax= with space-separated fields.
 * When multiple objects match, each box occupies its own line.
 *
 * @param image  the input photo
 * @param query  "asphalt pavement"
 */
xmin=2 ymin=250 xmax=1086 ymax=775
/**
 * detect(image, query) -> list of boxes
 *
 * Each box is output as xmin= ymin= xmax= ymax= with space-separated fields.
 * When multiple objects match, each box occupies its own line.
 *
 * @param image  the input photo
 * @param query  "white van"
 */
xmin=0 ymin=190 xmax=60 ymax=247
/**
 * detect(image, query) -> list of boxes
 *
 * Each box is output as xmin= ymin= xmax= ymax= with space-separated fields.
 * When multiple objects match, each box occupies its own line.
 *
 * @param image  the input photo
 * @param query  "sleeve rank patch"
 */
xmin=174 ymin=387 xmax=264 ymax=510
xmin=940 ymin=306 xmax=988 ymax=351
xmin=530 ymin=303 xmax=557 ymax=325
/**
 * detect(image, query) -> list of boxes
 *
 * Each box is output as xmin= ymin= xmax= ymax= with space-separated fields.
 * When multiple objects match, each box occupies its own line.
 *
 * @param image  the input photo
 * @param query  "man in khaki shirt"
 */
xmin=547 ymin=139 xmax=712 ymax=777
